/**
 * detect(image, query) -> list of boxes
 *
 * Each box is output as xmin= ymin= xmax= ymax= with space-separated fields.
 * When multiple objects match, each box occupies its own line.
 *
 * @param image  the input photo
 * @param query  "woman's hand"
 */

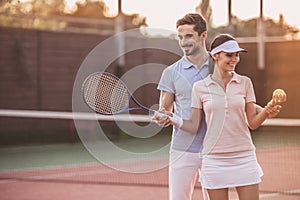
xmin=152 ymin=107 xmax=172 ymax=127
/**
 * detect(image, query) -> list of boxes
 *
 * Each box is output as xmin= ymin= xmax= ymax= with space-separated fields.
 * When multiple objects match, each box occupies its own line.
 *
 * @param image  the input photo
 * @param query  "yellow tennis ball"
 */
xmin=273 ymin=89 xmax=286 ymax=96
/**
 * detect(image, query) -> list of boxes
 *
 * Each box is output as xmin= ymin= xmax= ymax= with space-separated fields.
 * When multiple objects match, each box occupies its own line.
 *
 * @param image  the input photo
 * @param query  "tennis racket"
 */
xmin=82 ymin=72 xmax=171 ymax=117
xmin=82 ymin=72 xmax=152 ymax=115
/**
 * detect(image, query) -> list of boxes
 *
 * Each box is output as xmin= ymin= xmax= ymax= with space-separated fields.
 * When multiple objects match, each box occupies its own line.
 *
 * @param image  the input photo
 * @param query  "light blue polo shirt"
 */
xmin=158 ymin=56 xmax=210 ymax=153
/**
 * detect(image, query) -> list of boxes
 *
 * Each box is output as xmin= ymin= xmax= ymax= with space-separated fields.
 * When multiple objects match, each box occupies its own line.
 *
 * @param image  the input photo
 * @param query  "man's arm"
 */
xmin=159 ymin=90 xmax=175 ymax=112
xmin=152 ymin=90 xmax=175 ymax=127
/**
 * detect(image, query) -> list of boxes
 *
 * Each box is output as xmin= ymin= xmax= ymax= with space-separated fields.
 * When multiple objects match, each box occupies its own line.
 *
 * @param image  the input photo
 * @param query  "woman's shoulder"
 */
xmin=234 ymin=73 xmax=252 ymax=83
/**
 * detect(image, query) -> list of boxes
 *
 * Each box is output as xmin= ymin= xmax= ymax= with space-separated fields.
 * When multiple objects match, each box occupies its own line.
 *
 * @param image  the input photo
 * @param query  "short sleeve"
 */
xmin=157 ymin=67 xmax=175 ymax=94
xmin=191 ymin=82 xmax=203 ymax=109
xmin=245 ymin=77 xmax=256 ymax=103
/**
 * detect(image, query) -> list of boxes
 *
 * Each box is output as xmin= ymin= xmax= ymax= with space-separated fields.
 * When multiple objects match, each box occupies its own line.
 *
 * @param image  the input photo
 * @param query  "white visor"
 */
xmin=210 ymin=40 xmax=247 ymax=55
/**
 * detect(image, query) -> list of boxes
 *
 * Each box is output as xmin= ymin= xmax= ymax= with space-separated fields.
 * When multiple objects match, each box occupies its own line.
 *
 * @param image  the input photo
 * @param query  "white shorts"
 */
xmin=200 ymin=150 xmax=263 ymax=189
xmin=169 ymin=150 xmax=206 ymax=200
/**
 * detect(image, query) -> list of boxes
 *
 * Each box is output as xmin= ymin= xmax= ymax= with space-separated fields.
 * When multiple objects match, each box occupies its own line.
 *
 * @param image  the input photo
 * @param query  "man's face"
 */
xmin=177 ymin=24 xmax=202 ymax=56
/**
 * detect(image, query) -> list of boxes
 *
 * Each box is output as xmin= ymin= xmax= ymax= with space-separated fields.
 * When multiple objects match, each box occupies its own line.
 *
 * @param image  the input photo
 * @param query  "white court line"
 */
xmin=231 ymin=189 xmax=300 ymax=200
xmin=0 ymin=157 xmax=169 ymax=184
xmin=259 ymin=193 xmax=281 ymax=199
xmin=0 ymin=167 xmax=115 ymax=184
xmin=284 ymin=189 xmax=300 ymax=194
xmin=231 ymin=192 xmax=280 ymax=200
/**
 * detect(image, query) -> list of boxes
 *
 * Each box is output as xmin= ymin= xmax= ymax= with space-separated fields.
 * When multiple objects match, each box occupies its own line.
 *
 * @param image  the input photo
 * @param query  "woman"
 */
xmin=169 ymin=34 xmax=284 ymax=200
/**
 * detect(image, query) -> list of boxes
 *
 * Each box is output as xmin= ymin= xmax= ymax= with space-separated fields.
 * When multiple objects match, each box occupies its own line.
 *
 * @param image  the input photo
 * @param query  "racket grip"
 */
xmin=153 ymin=111 xmax=166 ymax=119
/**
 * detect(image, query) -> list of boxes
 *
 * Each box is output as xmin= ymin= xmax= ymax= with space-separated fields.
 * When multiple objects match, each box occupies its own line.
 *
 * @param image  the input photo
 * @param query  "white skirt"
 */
xmin=200 ymin=150 xmax=263 ymax=189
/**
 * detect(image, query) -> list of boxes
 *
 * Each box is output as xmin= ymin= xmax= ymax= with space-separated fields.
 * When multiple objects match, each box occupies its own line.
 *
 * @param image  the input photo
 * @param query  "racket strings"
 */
xmin=83 ymin=73 xmax=129 ymax=114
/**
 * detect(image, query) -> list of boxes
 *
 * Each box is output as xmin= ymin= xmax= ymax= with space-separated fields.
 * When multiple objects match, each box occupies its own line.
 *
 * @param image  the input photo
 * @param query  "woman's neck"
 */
xmin=211 ymin=68 xmax=233 ymax=90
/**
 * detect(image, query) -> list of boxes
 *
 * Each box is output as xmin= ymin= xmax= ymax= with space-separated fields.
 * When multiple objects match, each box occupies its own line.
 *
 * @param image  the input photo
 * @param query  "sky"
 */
xmin=65 ymin=0 xmax=299 ymax=35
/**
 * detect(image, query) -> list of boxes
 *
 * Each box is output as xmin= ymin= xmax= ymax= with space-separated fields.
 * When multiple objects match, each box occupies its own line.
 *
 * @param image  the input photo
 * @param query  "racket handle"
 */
xmin=153 ymin=111 xmax=165 ymax=119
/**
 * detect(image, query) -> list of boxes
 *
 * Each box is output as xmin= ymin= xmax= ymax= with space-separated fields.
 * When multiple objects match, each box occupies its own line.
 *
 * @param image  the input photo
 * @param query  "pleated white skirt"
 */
xmin=200 ymin=150 xmax=263 ymax=189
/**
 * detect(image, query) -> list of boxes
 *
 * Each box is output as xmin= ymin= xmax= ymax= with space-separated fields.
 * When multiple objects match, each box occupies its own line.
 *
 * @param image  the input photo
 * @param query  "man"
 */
xmin=154 ymin=13 xmax=211 ymax=200
xmin=153 ymin=13 xmax=280 ymax=200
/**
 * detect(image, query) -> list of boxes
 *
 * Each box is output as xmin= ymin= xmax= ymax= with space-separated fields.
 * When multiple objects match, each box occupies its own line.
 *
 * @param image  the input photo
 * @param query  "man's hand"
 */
xmin=152 ymin=107 xmax=172 ymax=127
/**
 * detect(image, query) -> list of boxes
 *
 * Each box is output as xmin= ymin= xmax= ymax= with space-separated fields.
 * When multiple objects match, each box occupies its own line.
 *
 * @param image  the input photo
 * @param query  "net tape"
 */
xmin=0 ymin=109 xmax=299 ymax=126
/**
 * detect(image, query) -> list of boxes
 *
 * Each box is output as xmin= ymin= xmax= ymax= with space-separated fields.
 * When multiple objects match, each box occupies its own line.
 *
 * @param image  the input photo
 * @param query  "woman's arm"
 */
xmin=246 ymin=102 xmax=269 ymax=130
xmin=254 ymin=103 xmax=282 ymax=118
xmin=171 ymin=107 xmax=203 ymax=134
xmin=247 ymin=89 xmax=287 ymax=129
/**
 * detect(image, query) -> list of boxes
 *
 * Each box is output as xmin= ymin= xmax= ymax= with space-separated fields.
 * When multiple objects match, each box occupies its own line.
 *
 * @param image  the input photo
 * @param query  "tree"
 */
xmin=207 ymin=14 xmax=299 ymax=40
xmin=196 ymin=0 xmax=213 ymax=27
xmin=0 ymin=0 xmax=67 ymax=29
xmin=0 ymin=0 xmax=146 ymax=31
xmin=71 ymin=1 xmax=108 ymax=18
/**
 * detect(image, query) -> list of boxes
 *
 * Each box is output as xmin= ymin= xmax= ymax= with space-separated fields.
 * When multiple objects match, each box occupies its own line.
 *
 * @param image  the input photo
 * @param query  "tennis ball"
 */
xmin=272 ymin=89 xmax=287 ymax=105
xmin=273 ymin=89 xmax=286 ymax=96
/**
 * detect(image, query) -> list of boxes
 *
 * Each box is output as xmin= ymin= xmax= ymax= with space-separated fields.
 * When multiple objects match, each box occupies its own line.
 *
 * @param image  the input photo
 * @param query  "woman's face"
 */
xmin=214 ymin=51 xmax=240 ymax=72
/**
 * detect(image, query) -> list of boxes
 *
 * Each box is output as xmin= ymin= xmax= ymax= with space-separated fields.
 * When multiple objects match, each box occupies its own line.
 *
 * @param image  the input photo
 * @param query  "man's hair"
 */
xmin=210 ymin=34 xmax=235 ymax=51
xmin=176 ymin=13 xmax=207 ymax=36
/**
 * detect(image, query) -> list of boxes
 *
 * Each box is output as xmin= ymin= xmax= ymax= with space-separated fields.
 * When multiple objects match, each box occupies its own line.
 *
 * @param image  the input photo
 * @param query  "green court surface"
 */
xmin=0 ymin=126 xmax=299 ymax=171
xmin=251 ymin=126 xmax=300 ymax=149
xmin=0 ymin=132 xmax=172 ymax=171
xmin=0 ymin=126 xmax=299 ymax=200
xmin=0 ymin=143 xmax=96 ymax=171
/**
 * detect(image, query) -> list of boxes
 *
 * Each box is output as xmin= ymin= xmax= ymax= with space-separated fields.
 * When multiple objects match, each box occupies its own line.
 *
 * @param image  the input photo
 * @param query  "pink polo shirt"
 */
xmin=191 ymin=72 xmax=256 ymax=155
